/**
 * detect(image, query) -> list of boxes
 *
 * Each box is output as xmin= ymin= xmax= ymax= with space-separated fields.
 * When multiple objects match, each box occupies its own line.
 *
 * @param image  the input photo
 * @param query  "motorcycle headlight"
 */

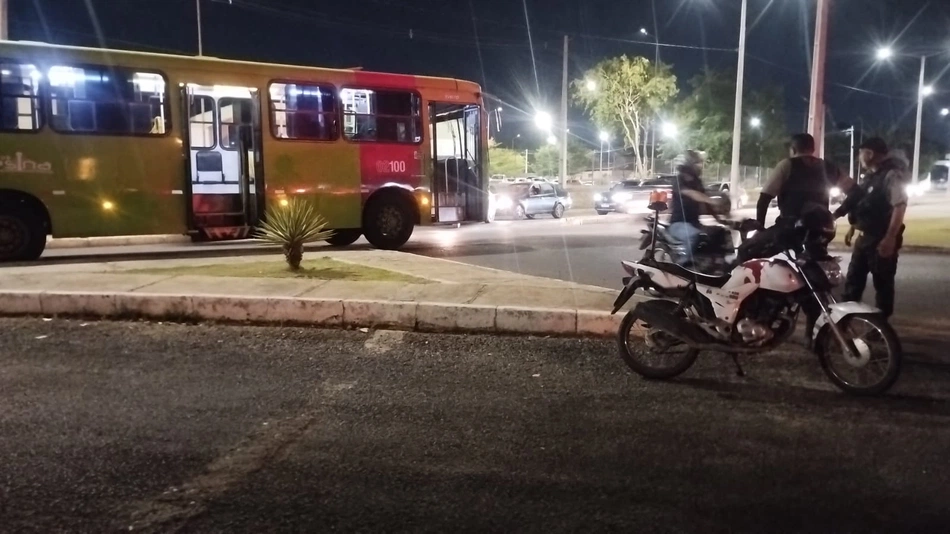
xmin=594 ymin=193 xmax=603 ymax=201
xmin=497 ymin=196 xmax=513 ymax=209
xmin=818 ymin=259 xmax=843 ymax=287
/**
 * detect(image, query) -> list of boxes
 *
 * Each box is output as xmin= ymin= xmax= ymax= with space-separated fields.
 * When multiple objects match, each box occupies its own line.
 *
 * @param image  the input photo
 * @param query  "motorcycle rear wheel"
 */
xmin=618 ymin=301 xmax=699 ymax=379
xmin=815 ymin=314 xmax=902 ymax=396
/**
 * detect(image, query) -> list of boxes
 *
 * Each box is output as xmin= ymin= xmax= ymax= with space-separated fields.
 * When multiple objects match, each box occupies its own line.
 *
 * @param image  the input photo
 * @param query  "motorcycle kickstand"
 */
xmin=728 ymin=353 xmax=746 ymax=377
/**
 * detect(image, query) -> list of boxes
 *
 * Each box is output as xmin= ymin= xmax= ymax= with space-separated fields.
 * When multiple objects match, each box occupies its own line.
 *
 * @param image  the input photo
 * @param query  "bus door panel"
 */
xmin=429 ymin=102 xmax=484 ymax=223
xmin=182 ymin=84 xmax=262 ymax=235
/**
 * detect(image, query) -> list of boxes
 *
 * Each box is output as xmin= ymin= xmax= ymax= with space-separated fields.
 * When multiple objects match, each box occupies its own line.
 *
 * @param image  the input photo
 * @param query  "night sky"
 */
xmin=8 ymin=0 xmax=950 ymax=150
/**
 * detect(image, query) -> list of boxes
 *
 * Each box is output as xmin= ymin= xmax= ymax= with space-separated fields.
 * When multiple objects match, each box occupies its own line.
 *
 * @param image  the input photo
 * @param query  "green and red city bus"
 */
xmin=0 ymin=40 xmax=489 ymax=261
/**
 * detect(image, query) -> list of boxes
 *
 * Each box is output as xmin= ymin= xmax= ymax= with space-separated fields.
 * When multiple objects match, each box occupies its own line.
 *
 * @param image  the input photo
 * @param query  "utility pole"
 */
xmin=846 ymin=126 xmax=855 ymax=179
xmin=1 ymin=0 xmax=8 ymax=40
xmin=807 ymin=0 xmax=830 ymax=158
xmin=196 ymin=0 xmax=204 ymax=56
xmin=728 ymin=0 xmax=749 ymax=208
xmin=524 ymin=149 xmax=529 ymax=175
xmin=559 ymin=35 xmax=569 ymax=187
xmin=912 ymin=55 xmax=926 ymax=184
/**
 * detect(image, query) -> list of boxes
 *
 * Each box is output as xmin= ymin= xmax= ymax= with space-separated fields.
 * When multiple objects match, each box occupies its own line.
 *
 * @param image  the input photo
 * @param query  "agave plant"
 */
xmin=255 ymin=198 xmax=334 ymax=271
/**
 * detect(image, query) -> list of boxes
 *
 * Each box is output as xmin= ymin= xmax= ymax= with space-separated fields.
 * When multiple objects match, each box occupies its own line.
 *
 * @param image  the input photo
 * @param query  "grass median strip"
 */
xmin=126 ymin=258 xmax=429 ymax=283
xmin=834 ymin=217 xmax=950 ymax=249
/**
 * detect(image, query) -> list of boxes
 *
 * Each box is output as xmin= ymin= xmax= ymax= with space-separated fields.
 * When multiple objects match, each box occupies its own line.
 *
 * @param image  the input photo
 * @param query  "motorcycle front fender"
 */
xmin=812 ymin=301 xmax=883 ymax=342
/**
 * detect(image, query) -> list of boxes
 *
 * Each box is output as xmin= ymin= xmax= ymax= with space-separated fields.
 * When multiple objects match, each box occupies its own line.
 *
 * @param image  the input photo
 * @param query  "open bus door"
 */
xmin=180 ymin=83 xmax=264 ymax=240
xmin=429 ymin=102 xmax=486 ymax=223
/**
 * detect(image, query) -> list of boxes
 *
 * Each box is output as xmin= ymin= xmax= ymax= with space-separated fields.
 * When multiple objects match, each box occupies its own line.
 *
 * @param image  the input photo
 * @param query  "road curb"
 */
xmin=564 ymin=214 xmax=636 ymax=226
xmin=47 ymin=234 xmax=191 ymax=249
xmin=0 ymin=290 xmax=624 ymax=338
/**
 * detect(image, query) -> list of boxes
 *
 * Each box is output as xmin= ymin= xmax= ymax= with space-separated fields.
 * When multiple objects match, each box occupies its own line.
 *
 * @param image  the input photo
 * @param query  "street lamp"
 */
xmin=535 ymin=111 xmax=553 ymax=132
xmin=942 ymin=108 xmax=950 ymax=117
xmin=750 ymin=116 xmax=762 ymax=128
xmin=661 ymin=122 xmax=678 ymax=139
xmin=640 ymin=27 xmax=648 ymax=35
xmin=875 ymin=47 xmax=894 ymax=61
xmin=585 ymin=79 xmax=597 ymax=91
xmin=875 ymin=47 xmax=933 ymax=184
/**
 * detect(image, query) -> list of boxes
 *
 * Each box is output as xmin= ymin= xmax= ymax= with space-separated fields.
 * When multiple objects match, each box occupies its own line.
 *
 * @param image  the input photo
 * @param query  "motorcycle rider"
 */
xmin=834 ymin=137 xmax=908 ymax=319
xmin=667 ymin=150 xmax=729 ymax=266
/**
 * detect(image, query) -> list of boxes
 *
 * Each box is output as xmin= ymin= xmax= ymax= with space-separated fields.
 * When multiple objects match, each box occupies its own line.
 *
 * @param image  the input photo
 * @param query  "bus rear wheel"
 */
xmin=0 ymin=204 xmax=46 ymax=262
xmin=325 ymin=229 xmax=362 ymax=247
xmin=363 ymin=195 xmax=414 ymax=250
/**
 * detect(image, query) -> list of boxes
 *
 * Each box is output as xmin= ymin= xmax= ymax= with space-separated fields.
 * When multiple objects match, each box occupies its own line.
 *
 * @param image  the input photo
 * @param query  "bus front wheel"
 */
xmin=363 ymin=194 xmax=415 ymax=250
xmin=0 ymin=203 xmax=47 ymax=262
xmin=325 ymin=229 xmax=362 ymax=247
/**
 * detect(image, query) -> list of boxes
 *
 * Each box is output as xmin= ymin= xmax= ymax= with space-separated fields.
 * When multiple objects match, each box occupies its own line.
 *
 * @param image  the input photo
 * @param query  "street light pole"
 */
xmin=599 ymin=141 xmax=604 ymax=172
xmin=807 ymin=0 xmax=831 ymax=158
xmin=728 ymin=0 xmax=748 ymax=208
xmin=196 ymin=0 xmax=204 ymax=56
xmin=559 ymin=35 xmax=569 ymax=187
xmin=0 ymin=0 xmax=8 ymax=40
xmin=846 ymin=126 xmax=855 ymax=179
xmin=912 ymin=56 xmax=926 ymax=184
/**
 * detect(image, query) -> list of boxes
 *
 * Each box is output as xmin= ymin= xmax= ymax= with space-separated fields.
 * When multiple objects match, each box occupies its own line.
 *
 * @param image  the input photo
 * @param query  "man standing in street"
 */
xmin=835 ymin=137 xmax=908 ymax=319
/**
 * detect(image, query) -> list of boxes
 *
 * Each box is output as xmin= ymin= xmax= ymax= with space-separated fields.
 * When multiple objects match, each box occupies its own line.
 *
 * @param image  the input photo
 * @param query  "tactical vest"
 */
xmin=777 ymin=157 xmax=830 ymax=224
xmin=852 ymin=161 xmax=898 ymax=237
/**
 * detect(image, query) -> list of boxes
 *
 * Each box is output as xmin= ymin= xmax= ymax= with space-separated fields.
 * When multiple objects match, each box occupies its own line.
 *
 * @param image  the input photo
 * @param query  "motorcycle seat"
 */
xmin=652 ymin=260 xmax=732 ymax=288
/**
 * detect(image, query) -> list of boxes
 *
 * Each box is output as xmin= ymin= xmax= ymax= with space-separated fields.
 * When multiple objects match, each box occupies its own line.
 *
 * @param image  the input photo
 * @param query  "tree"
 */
xmin=488 ymin=138 xmax=527 ymax=176
xmin=659 ymin=69 xmax=787 ymax=168
xmin=531 ymin=138 xmax=595 ymax=177
xmin=532 ymin=145 xmax=559 ymax=176
xmin=573 ymin=56 xmax=678 ymax=177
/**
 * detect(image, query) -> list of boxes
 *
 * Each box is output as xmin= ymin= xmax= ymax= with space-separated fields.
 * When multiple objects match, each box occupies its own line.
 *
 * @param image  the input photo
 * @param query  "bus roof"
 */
xmin=0 ymin=39 xmax=482 ymax=95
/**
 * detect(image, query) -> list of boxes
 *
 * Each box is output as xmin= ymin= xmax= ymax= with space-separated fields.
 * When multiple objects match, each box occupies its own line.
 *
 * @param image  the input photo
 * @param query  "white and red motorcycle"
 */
xmin=610 ymin=201 xmax=902 ymax=396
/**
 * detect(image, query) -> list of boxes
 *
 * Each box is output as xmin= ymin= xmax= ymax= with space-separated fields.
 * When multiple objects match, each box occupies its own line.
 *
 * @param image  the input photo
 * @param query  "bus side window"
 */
xmin=341 ymin=88 xmax=421 ymax=144
xmin=188 ymin=95 xmax=216 ymax=149
xmin=47 ymin=65 xmax=170 ymax=136
xmin=0 ymin=62 xmax=43 ymax=132
xmin=267 ymin=82 xmax=337 ymax=141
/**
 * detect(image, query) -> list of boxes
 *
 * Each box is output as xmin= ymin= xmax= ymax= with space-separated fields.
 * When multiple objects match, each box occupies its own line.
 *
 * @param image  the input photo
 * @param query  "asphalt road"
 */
xmin=3 ymin=318 xmax=950 ymax=532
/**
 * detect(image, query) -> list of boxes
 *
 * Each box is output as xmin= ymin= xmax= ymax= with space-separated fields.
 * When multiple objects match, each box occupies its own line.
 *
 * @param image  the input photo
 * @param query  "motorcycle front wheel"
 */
xmin=618 ymin=301 xmax=699 ymax=379
xmin=814 ymin=314 xmax=902 ymax=396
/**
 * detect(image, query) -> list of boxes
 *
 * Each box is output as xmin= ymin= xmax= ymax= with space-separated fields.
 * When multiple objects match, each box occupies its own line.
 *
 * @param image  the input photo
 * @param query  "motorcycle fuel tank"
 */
xmin=725 ymin=259 xmax=804 ymax=294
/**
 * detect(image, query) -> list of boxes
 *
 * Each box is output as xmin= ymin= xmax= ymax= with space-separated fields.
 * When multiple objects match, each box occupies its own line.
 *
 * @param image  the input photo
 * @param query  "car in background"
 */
xmin=706 ymin=181 xmax=750 ymax=207
xmin=593 ymin=175 xmax=675 ymax=214
xmin=494 ymin=182 xmax=573 ymax=219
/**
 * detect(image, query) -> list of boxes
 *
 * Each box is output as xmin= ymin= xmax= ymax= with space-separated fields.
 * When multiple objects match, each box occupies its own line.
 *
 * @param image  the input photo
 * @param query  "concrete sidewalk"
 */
xmin=0 ymin=250 xmax=637 ymax=337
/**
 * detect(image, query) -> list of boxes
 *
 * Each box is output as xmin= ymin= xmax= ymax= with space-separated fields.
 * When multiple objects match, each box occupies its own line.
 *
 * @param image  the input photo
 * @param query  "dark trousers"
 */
xmin=842 ymin=233 xmax=901 ymax=318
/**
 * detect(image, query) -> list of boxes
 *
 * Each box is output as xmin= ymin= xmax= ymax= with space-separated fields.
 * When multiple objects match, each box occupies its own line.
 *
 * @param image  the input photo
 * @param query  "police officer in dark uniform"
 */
xmin=834 ymin=137 xmax=908 ymax=319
